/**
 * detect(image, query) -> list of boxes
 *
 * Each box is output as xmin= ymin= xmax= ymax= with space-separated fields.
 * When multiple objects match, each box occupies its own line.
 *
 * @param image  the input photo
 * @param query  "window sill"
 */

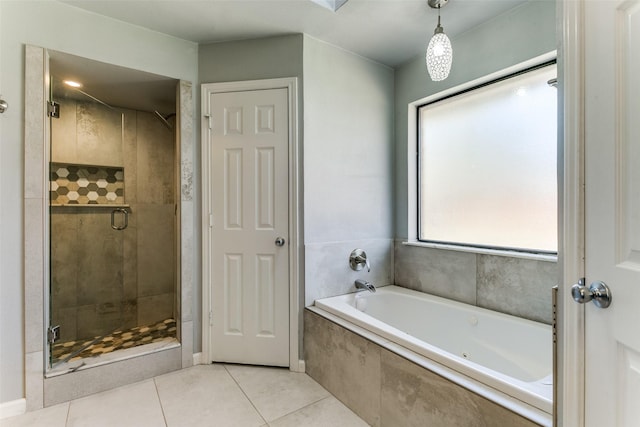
xmin=402 ymin=240 xmax=558 ymax=263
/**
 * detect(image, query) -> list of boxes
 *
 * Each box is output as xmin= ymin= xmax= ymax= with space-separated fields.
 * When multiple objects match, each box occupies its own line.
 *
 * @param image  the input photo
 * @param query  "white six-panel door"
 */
xmin=207 ymin=88 xmax=289 ymax=366
xmin=584 ymin=0 xmax=640 ymax=425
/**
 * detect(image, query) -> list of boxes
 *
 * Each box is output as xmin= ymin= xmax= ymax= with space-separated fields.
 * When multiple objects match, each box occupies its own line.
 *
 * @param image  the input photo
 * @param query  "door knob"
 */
xmin=571 ymin=278 xmax=612 ymax=308
xmin=275 ymin=237 xmax=286 ymax=247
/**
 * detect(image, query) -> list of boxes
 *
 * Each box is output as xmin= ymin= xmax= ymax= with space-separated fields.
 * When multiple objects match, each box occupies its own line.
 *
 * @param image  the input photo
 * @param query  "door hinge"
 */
xmin=48 ymin=325 xmax=61 ymax=344
xmin=209 ymin=213 xmax=214 ymax=228
xmin=47 ymin=101 xmax=60 ymax=118
xmin=204 ymin=114 xmax=212 ymax=129
xmin=209 ymin=310 xmax=213 ymax=326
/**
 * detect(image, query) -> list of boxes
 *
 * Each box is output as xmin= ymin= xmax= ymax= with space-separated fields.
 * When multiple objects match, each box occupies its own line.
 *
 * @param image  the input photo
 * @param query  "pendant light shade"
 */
xmin=426 ymin=0 xmax=452 ymax=81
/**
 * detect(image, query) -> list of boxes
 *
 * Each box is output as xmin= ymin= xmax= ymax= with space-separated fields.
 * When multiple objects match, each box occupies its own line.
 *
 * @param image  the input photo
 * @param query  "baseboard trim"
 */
xmin=291 ymin=359 xmax=305 ymax=373
xmin=192 ymin=352 xmax=202 ymax=365
xmin=0 ymin=398 xmax=26 ymax=420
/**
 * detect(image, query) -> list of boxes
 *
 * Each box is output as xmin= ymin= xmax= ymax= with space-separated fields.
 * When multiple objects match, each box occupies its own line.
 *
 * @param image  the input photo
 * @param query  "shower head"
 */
xmin=154 ymin=111 xmax=175 ymax=130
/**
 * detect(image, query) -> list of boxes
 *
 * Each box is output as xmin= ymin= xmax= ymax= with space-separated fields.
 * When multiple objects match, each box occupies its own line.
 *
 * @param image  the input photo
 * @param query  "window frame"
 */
xmin=405 ymin=52 xmax=558 ymax=260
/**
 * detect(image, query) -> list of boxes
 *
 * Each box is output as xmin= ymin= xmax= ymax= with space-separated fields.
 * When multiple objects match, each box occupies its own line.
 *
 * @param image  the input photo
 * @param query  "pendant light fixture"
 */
xmin=426 ymin=0 xmax=452 ymax=81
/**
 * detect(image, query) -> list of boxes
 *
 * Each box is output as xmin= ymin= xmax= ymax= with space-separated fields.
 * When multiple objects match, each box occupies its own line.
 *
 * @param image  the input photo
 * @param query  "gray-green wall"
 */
xmin=302 ymin=35 xmax=395 ymax=306
xmin=0 ymin=0 xmax=197 ymax=404
xmin=394 ymin=0 xmax=557 ymax=238
xmin=199 ymin=35 xmax=303 ymax=84
xmin=198 ymin=33 xmax=395 ymax=334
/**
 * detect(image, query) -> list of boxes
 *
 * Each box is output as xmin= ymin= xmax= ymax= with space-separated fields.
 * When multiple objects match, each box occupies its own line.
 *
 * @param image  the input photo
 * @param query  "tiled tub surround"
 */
xmin=304 ymin=239 xmax=394 ymax=307
xmin=50 ymin=97 xmax=176 ymax=358
xmin=305 ymin=309 xmax=547 ymax=427
xmin=394 ymin=241 xmax=558 ymax=324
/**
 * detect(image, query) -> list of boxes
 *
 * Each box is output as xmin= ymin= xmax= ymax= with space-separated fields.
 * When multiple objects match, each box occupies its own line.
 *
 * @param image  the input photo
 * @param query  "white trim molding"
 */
xmin=0 ymin=399 xmax=27 ymax=420
xmin=557 ymin=0 xmax=586 ymax=426
xmin=200 ymin=77 xmax=302 ymax=371
xmin=406 ymin=51 xmax=557 ymax=250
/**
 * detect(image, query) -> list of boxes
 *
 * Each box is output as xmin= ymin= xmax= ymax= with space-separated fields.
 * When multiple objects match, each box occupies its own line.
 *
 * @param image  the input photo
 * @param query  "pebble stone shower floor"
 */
xmin=52 ymin=318 xmax=177 ymax=362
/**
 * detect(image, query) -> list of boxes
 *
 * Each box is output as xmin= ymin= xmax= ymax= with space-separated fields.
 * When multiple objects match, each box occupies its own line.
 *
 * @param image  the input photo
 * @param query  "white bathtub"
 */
xmin=313 ymin=285 xmax=552 ymax=419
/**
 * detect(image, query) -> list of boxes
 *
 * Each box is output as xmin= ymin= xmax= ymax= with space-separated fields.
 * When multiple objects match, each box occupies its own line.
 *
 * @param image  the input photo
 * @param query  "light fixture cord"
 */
xmin=434 ymin=4 xmax=443 ymax=34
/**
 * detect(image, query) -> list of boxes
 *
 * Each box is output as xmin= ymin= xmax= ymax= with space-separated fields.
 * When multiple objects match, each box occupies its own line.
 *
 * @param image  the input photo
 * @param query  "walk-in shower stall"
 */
xmin=47 ymin=51 xmax=180 ymax=368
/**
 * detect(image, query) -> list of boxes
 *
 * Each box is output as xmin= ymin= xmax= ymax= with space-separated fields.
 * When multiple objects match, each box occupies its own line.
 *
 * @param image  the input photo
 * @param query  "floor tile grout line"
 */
xmin=153 ymin=377 xmax=169 ymax=427
xmin=222 ymin=364 xmax=268 ymax=425
xmin=64 ymin=401 xmax=71 ymax=427
xmin=223 ymin=364 xmax=337 ymax=425
xmin=266 ymin=394 xmax=334 ymax=425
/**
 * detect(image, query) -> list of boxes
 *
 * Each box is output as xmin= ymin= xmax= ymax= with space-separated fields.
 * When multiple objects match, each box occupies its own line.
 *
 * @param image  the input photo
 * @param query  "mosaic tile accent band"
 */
xmin=52 ymin=318 xmax=177 ymax=363
xmin=50 ymin=163 xmax=124 ymax=205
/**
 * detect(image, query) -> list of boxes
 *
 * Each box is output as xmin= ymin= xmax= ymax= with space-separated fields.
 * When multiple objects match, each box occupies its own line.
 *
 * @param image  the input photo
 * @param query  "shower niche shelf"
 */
xmin=50 ymin=203 xmax=130 ymax=208
xmin=50 ymin=162 xmax=125 ymax=206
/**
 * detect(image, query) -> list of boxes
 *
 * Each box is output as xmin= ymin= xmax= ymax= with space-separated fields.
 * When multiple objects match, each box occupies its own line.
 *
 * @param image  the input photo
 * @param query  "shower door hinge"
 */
xmin=48 ymin=325 xmax=61 ymax=344
xmin=47 ymin=101 xmax=60 ymax=118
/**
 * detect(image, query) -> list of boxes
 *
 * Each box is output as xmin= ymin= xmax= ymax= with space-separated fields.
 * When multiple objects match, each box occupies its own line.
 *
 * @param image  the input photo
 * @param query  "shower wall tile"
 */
xmin=123 ymin=207 xmax=138 ymax=302
xmin=24 ymin=198 xmax=45 ymax=354
xmin=394 ymin=243 xmax=477 ymax=305
xmin=50 ymin=98 xmax=178 ymax=351
xmin=180 ymin=320 xmax=194 ymax=368
xmin=123 ymin=109 xmax=138 ymax=204
xmin=50 ymin=211 xmax=79 ymax=309
xmin=304 ymin=310 xmax=381 ymax=427
xmin=51 ymin=99 xmax=78 ymax=163
xmin=24 ymin=45 xmax=45 ymax=200
xmin=76 ymin=212 xmax=124 ymax=307
xmin=76 ymin=102 xmax=123 ymax=167
xmin=137 ymin=204 xmax=175 ymax=297
xmin=137 ymin=111 xmax=175 ymax=205
xmin=179 ymin=80 xmax=194 ymax=202
xmin=180 ymin=200 xmax=194 ymax=322
xmin=121 ymin=299 xmax=138 ymax=331
xmin=305 ymin=239 xmax=394 ymax=307
xmin=76 ymin=302 xmax=125 ymax=340
xmin=380 ymin=349 xmax=538 ymax=427
xmin=25 ymin=351 xmax=44 ymax=411
xmin=138 ymin=292 xmax=175 ymax=326
xmin=477 ymin=255 xmax=557 ymax=324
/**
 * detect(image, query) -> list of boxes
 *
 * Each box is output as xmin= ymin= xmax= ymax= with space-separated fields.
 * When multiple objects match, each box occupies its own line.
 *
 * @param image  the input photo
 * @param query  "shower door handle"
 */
xmin=111 ymin=208 xmax=129 ymax=231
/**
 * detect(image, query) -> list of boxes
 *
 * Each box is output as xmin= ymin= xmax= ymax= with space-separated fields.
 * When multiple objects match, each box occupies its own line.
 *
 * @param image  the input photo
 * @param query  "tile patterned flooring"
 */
xmin=52 ymin=319 xmax=177 ymax=363
xmin=0 ymin=364 xmax=368 ymax=427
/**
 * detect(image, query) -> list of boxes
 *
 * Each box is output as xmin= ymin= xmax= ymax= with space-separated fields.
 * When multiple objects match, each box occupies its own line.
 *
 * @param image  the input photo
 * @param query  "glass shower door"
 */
xmin=48 ymin=76 xmax=129 ymax=366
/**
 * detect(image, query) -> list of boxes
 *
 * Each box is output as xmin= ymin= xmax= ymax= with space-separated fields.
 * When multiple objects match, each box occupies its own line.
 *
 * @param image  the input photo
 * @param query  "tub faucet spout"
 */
xmin=355 ymin=279 xmax=376 ymax=293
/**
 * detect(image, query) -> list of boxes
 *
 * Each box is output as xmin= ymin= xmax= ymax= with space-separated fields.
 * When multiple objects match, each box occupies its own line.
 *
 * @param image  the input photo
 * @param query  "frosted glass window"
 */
xmin=419 ymin=64 xmax=557 ymax=253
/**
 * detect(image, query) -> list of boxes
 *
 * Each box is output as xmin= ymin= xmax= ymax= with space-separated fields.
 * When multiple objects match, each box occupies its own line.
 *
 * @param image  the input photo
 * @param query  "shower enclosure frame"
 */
xmin=23 ymin=45 xmax=196 ymax=410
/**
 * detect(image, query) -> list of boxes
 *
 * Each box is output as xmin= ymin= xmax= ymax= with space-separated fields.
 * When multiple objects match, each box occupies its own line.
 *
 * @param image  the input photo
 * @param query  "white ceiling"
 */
xmin=60 ymin=0 xmax=529 ymax=67
xmin=51 ymin=0 xmax=531 ymax=114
